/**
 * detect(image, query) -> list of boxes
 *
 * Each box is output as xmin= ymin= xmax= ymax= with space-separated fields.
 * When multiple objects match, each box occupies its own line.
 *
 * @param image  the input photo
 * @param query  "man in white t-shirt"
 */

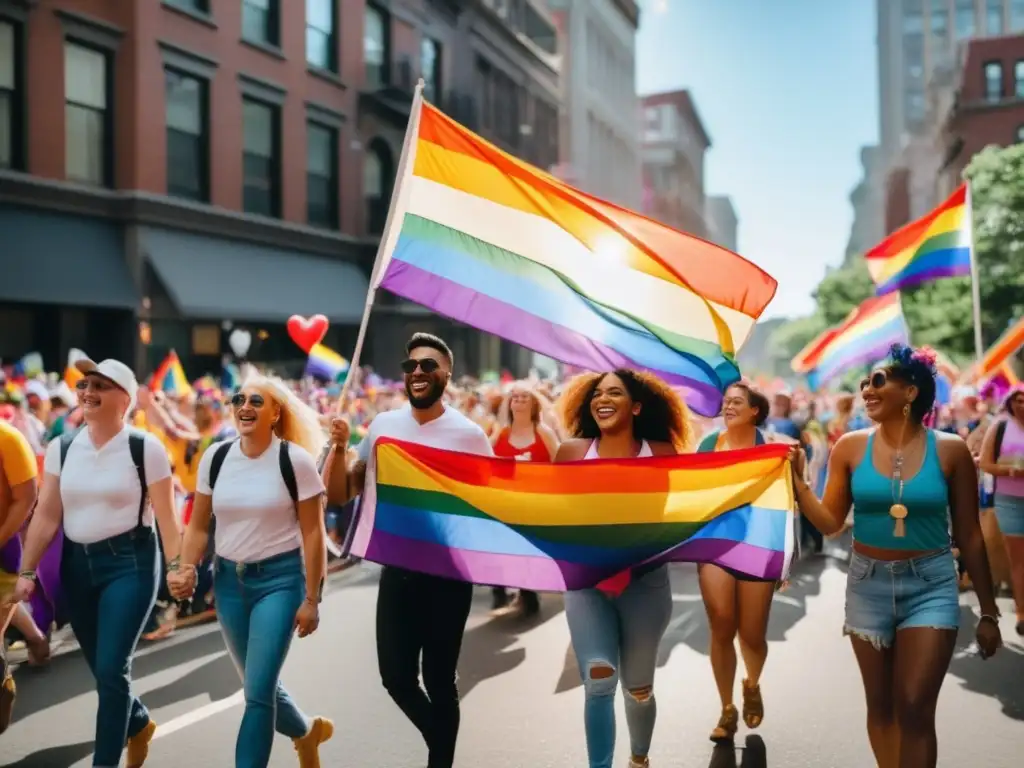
xmin=324 ymin=333 xmax=491 ymax=768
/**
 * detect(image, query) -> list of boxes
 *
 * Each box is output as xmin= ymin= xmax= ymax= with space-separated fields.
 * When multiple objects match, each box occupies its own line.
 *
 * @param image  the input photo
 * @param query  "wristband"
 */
xmin=18 ymin=570 xmax=37 ymax=582
xmin=979 ymin=613 xmax=1000 ymax=625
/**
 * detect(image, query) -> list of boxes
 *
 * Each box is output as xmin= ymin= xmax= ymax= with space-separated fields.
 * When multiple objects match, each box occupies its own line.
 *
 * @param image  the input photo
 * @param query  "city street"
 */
xmin=2 ymin=550 xmax=1022 ymax=768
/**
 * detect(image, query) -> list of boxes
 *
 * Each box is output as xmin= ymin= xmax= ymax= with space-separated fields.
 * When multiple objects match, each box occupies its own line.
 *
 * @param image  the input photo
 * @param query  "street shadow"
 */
xmin=0 ymin=740 xmax=95 ymax=767
xmin=946 ymin=604 xmax=1024 ymax=720
xmin=457 ymin=591 xmax=565 ymax=699
xmin=12 ymin=628 xmax=230 ymax=720
xmin=706 ymin=735 xmax=768 ymax=768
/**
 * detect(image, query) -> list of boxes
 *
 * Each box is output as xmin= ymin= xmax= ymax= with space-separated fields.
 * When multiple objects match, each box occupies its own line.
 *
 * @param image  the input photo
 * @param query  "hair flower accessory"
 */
xmin=910 ymin=347 xmax=938 ymax=368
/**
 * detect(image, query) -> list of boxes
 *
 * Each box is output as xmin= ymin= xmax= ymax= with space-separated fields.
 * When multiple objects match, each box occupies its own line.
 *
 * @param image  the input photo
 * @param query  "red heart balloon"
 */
xmin=287 ymin=314 xmax=329 ymax=353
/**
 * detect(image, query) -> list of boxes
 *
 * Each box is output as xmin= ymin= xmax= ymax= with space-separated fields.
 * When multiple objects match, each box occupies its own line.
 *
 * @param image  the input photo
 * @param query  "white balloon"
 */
xmin=229 ymin=329 xmax=252 ymax=358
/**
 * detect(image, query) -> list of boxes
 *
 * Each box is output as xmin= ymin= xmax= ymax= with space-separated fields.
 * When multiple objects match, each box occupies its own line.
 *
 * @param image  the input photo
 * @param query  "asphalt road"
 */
xmin=2 ymin=550 xmax=1022 ymax=767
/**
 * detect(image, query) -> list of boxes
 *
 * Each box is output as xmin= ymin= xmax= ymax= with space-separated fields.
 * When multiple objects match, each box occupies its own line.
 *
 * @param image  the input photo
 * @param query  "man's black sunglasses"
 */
xmin=400 ymin=358 xmax=441 ymax=375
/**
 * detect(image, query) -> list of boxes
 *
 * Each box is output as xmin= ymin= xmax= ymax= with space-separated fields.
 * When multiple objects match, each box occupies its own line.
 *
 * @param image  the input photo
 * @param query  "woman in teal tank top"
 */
xmin=695 ymin=382 xmax=776 ymax=744
xmin=788 ymin=344 xmax=1002 ymax=768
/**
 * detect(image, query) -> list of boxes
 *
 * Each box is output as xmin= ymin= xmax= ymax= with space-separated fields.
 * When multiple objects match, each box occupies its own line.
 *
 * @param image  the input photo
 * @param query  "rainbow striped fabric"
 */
xmin=305 ymin=343 xmax=349 ymax=382
xmin=371 ymin=97 xmax=777 ymax=416
xmin=150 ymin=350 xmax=192 ymax=397
xmin=347 ymin=439 xmax=796 ymax=590
xmin=866 ymin=184 xmax=972 ymax=295
xmin=795 ymin=294 xmax=908 ymax=387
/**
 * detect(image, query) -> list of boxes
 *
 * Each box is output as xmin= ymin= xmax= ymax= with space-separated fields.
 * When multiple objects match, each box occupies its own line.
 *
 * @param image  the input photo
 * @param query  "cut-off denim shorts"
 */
xmin=843 ymin=547 xmax=960 ymax=650
xmin=994 ymin=494 xmax=1024 ymax=538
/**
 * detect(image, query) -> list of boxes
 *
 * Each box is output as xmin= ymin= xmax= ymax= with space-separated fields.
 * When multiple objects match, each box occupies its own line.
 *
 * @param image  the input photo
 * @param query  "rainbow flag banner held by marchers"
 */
xmin=347 ymin=439 xmax=796 ymax=591
xmin=368 ymin=92 xmax=778 ymax=416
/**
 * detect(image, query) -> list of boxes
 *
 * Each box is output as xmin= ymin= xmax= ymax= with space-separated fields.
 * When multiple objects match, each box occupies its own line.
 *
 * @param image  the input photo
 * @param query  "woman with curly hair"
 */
xmin=555 ymin=369 xmax=694 ymax=768
xmin=489 ymin=383 xmax=560 ymax=614
xmin=790 ymin=345 xmax=1001 ymax=768
xmin=695 ymin=381 xmax=776 ymax=743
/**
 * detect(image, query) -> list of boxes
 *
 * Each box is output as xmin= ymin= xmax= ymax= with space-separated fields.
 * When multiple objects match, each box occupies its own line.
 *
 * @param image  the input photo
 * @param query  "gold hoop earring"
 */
xmin=902 ymin=403 xmax=911 ymax=418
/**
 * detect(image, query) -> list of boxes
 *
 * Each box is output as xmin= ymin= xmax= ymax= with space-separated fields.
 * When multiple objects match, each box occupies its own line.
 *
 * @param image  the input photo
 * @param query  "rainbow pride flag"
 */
xmin=305 ymin=343 xmax=349 ymax=382
xmin=803 ymin=294 xmax=908 ymax=388
xmin=347 ymin=439 xmax=796 ymax=590
xmin=866 ymin=184 xmax=972 ymax=295
xmin=369 ymin=94 xmax=777 ymax=416
xmin=151 ymin=350 xmax=192 ymax=397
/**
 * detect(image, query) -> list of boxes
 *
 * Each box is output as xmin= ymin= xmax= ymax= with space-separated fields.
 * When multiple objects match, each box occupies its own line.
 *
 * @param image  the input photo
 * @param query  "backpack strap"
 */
xmin=279 ymin=441 xmax=299 ymax=505
xmin=127 ymin=429 xmax=148 ymax=529
xmin=59 ymin=428 xmax=82 ymax=469
xmin=994 ymin=419 xmax=1008 ymax=462
xmin=208 ymin=440 xmax=237 ymax=492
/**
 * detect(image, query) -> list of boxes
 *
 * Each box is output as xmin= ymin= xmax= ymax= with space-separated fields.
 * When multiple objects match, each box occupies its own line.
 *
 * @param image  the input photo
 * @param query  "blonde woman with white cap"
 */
xmin=13 ymin=358 xmax=180 ymax=768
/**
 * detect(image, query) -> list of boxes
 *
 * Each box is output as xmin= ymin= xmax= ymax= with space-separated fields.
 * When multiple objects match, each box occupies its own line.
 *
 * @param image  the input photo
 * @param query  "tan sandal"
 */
xmin=742 ymin=678 xmax=763 ymax=728
xmin=709 ymin=704 xmax=738 ymax=743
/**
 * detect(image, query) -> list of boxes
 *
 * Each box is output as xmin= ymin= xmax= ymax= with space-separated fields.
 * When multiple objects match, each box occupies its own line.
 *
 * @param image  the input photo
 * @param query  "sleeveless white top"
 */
xmin=584 ymin=439 xmax=653 ymax=460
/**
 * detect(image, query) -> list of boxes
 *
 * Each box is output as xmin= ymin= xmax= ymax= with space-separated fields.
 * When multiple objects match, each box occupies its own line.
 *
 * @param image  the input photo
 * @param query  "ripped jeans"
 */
xmin=565 ymin=566 xmax=673 ymax=768
xmin=843 ymin=547 xmax=960 ymax=649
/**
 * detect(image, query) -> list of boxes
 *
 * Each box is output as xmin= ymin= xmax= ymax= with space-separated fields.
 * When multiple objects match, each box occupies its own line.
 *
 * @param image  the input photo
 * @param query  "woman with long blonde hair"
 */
xmin=490 ymin=383 xmax=560 ymax=614
xmin=169 ymin=375 xmax=333 ymax=768
xmin=555 ymin=369 xmax=694 ymax=768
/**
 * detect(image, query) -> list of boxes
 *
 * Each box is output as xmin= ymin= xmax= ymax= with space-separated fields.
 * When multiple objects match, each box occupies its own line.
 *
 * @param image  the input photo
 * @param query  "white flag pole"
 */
xmin=966 ymin=182 xmax=984 ymax=364
xmin=335 ymin=79 xmax=426 ymax=413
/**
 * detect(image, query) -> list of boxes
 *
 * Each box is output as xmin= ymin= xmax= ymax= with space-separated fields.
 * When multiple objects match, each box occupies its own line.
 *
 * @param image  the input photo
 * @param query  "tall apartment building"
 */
xmin=547 ymin=0 xmax=641 ymax=209
xmin=0 ymin=0 xmax=560 ymax=379
xmin=639 ymin=89 xmax=711 ymax=238
xmin=878 ymin=0 xmax=1024 ymax=161
xmin=704 ymin=195 xmax=738 ymax=253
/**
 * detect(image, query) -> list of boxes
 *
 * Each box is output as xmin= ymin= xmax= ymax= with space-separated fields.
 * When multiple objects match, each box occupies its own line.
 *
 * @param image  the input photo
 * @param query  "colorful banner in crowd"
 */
xmin=866 ymin=183 xmax=972 ymax=295
xmin=150 ymin=350 xmax=192 ymax=397
xmin=305 ymin=344 xmax=350 ymax=382
xmin=367 ymin=94 xmax=778 ymax=416
xmin=348 ymin=439 xmax=796 ymax=591
xmin=793 ymin=294 xmax=909 ymax=387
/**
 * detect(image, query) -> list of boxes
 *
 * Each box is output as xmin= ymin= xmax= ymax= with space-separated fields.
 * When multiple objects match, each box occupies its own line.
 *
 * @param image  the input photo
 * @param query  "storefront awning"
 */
xmin=0 ymin=207 xmax=138 ymax=309
xmin=140 ymin=227 xmax=369 ymax=323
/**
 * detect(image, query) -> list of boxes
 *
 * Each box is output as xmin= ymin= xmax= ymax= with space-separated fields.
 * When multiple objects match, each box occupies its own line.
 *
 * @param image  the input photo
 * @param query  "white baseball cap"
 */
xmin=74 ymin=357 xmax=139 ymax=406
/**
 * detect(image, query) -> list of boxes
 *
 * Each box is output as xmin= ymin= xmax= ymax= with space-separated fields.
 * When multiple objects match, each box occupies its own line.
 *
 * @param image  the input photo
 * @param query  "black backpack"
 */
xmin=207 ymin=439 xmax=298 ymax=504
xmin=60 ymin=428 xmax=149 ymax=530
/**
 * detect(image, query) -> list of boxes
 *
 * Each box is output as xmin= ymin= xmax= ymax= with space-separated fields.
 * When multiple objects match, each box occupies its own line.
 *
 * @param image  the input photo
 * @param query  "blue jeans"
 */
xmin=62 ymin=528 xmax=159 ymax=768
xmin=994 ymin=494 xmax=1024 ymax=537
xmin=564 ymin=566 xmax=673 ymax=768
xmin=214 ymin=549 xmax=311 ymax=768
xmin=844 ymin=547 xmax=960 ymax=649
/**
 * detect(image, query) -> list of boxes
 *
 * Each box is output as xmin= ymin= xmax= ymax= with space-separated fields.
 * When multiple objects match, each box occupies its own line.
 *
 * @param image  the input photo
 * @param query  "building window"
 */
xmin=365 ymin=4 xmax=389 ymax=89
xmin=65 ymin=42 xmax=110 ymax=186
xmin=307 ymin=122 xmax=337 ymax=228
xmin=165 ymin=69 xmax=208 ymax=202
xmin=984 ymin=61 xmax=1003 ymax=101
xmin=903 ymin=0 xmax=923 ymax=34
xmin=421 ymin=37 xmax=441 ymax=103
xmin=955 ymin=0 xmax=975 ymax=39
xmin=242 ymin=0 xmax=279 ymax=48
xmin=364 ymin=138 xmax=393 ymax=235
xmin=0 ymin=21 xmax=19 ymax=170
xmin=930 ymin=0 xmax=948 ymax=35
xmin=166 ymin=0 xmax=210 ymax=12
xmin=1014 ymin=0 xmax=1024 ymax=31
xmin=986 ymin=0 xmax=1004 ymax=35
xmin=306 ymin=0 xmax=336 ymax=72
xmin=1016 ymin=125 xmax=1024 ymax=143
xmin=1016 ymin=60 xmax=1024 ymax=96
xmin=242 ymin=98 xmax=280 ymax=217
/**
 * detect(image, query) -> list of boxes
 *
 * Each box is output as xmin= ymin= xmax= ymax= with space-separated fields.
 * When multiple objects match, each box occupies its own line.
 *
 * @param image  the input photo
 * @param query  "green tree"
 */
xmin=812 ymin=259 xmax=874 ymax=326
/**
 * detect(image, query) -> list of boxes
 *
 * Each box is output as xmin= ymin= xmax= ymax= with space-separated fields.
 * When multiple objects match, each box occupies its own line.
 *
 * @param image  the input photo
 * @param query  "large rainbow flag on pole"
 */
xmin=347 ymin=439 xmax=796 ymax=590
xmin=366 ymin=87 xmax=777 ymax=416
xmin=796 ymin=294 xmax=909 ymax=388
xmin=865 ymin=184 xmax=973 ymax=295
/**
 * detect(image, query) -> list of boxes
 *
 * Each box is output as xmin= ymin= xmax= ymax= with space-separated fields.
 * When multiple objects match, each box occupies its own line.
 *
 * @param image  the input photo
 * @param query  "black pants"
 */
xmin=376 ymin=566 xmax=473 ymax=768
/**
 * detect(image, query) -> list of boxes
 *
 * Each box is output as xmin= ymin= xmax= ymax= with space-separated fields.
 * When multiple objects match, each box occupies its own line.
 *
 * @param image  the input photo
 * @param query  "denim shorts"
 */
xmin=994 ymin=494 xmax=1024 ymax=537
xmin=843 ymin=547 xmax=960 ymax=649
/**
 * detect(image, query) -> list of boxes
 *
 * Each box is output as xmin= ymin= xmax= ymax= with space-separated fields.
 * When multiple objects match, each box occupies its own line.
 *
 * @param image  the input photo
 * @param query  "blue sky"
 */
xmin=636 ymin=0 xmax=879 ymax=318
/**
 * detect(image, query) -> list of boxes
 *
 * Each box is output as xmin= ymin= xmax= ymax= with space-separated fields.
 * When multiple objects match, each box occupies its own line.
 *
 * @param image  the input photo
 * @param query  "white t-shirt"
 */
xmin=45 ymin=429 xmax=173 ymax=544
xmin=356 ymin=404 xmax=494 ymax=467
xmin=197 ymin=437 xmax=325 ymax=563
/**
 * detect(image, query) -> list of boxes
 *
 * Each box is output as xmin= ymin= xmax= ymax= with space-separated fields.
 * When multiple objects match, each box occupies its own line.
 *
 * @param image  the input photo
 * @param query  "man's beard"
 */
xmin=406 ymin=379 xmax=445 ymax=409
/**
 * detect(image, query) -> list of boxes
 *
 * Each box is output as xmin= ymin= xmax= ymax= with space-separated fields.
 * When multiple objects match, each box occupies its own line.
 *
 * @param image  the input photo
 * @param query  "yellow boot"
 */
xmin=293 ymin=717 xmax=334 ymax=768
xmin=126 ymin=719 xmax=156 ymax=768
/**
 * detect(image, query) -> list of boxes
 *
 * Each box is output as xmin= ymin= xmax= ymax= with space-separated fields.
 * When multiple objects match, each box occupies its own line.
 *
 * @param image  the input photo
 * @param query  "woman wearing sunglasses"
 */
xmin=170 ymin=376 xmax=332 ymax=768
xmin=788 ymin=344 xmax=1001 ymax=768
xmin=13 ymin=358 xmax=180 ymax=768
